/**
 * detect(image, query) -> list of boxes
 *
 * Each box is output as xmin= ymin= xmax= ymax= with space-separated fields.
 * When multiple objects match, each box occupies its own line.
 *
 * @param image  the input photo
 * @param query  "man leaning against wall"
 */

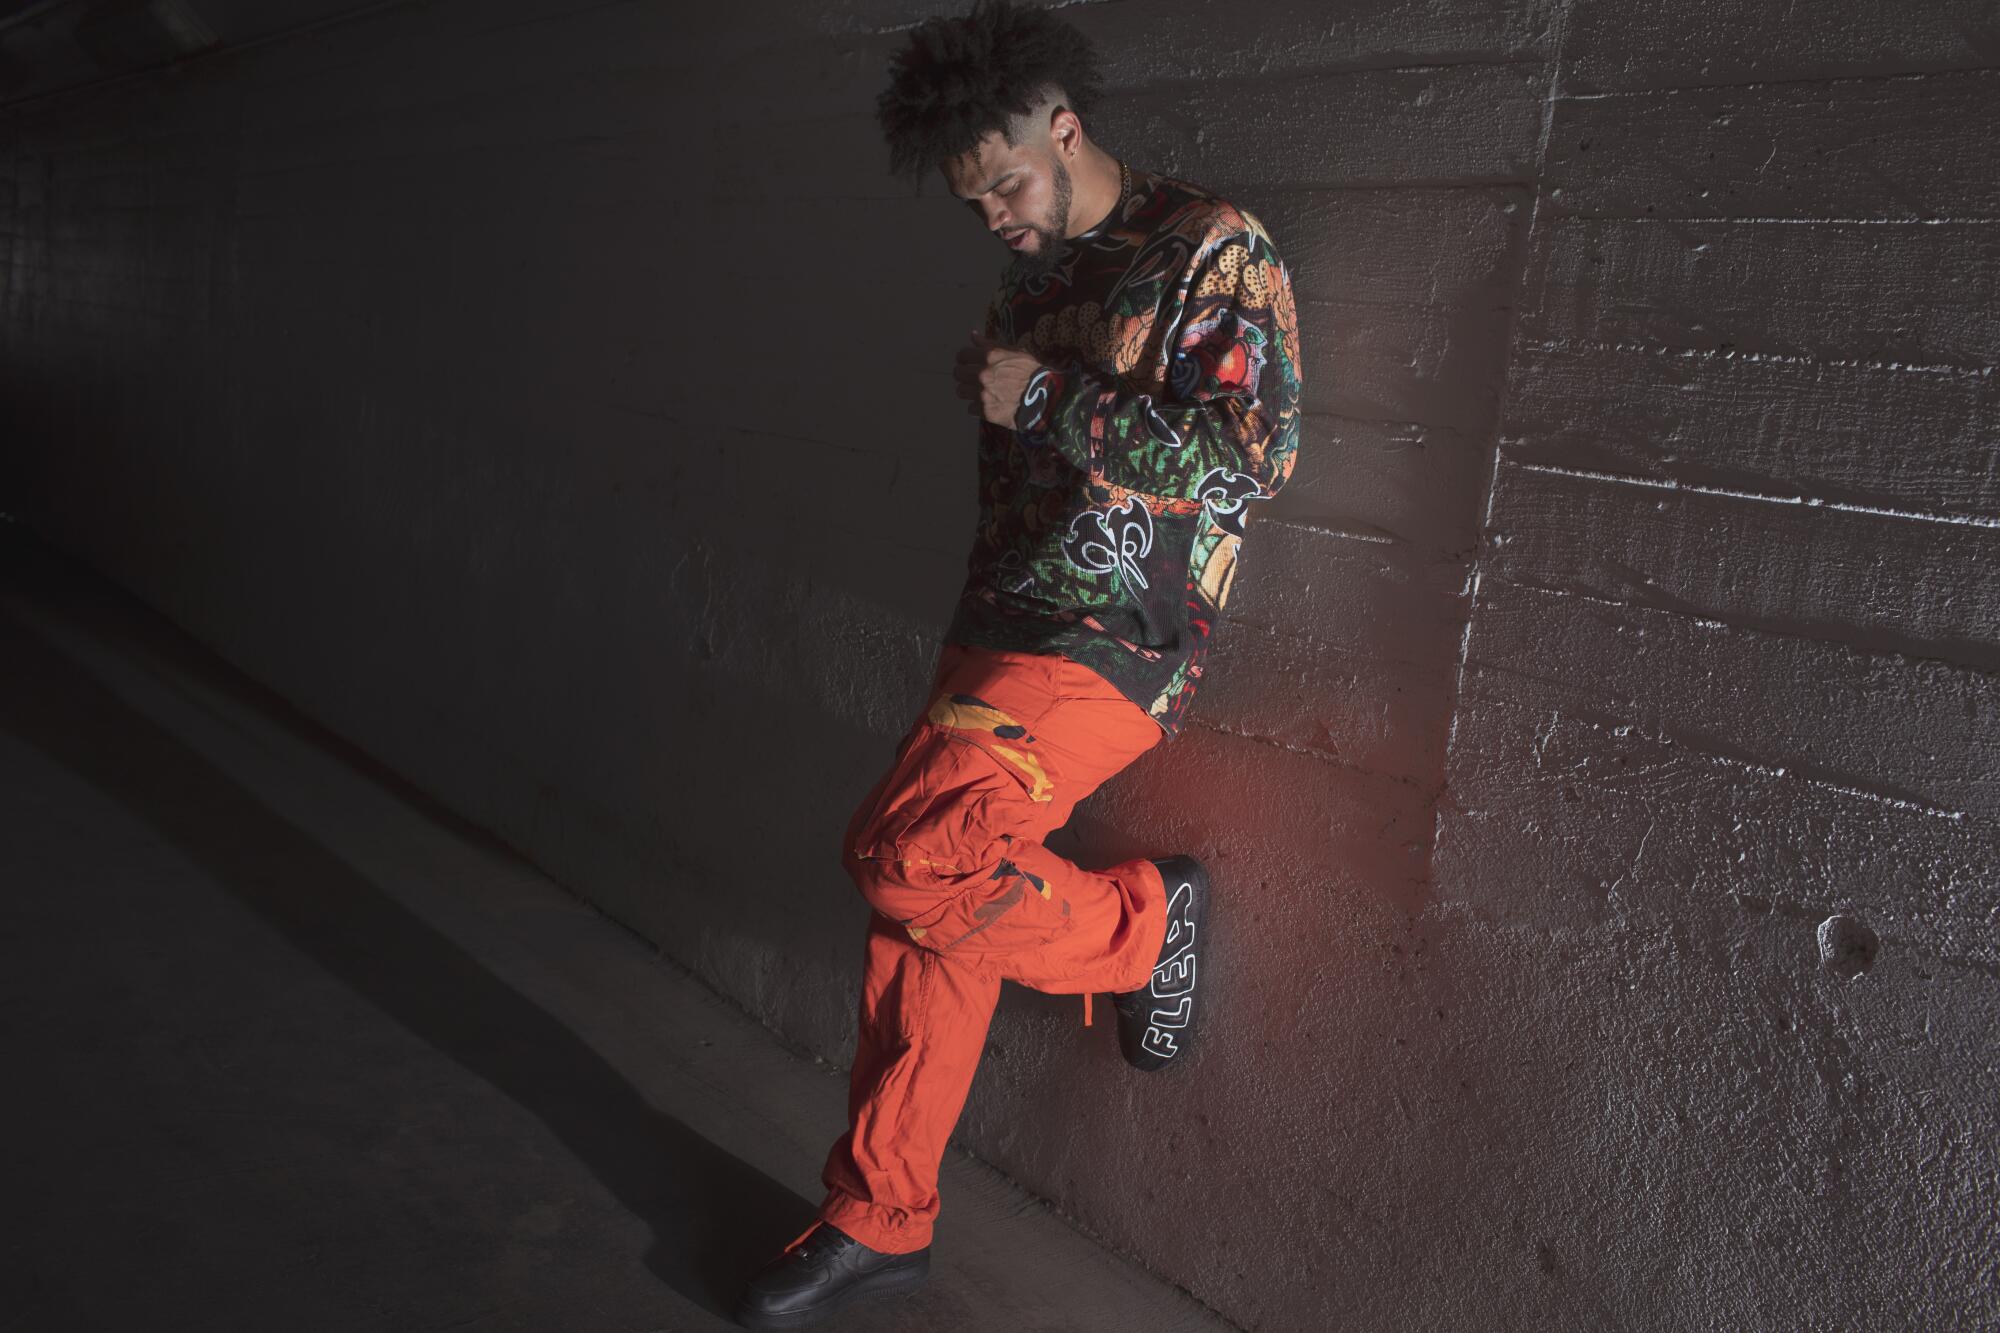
xmin=735 ymin=1 xmax=1306 ymax=1325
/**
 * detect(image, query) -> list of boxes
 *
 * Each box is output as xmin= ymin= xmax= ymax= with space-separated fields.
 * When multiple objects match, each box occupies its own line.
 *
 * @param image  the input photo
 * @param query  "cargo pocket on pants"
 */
xmin=849 ymin=714 xmax=1068 ymax=955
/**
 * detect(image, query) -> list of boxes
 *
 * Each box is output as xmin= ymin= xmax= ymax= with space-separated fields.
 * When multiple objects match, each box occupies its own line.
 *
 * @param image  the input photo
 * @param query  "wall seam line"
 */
xmin=1432 ymin=0 xmax=1577 ymax=839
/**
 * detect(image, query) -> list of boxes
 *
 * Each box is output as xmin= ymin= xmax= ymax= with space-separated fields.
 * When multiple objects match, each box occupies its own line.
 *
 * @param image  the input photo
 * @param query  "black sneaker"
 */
xmin=735 ymin=1220 xmax=929 ymax=1329
xmin=1111 ymin=854 xmax=1209 ymax=1071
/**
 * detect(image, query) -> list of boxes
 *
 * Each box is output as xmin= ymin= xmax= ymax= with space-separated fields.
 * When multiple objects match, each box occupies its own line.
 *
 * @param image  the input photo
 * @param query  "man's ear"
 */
xmin=1048 ymin=100 xmax=1080 ymax=155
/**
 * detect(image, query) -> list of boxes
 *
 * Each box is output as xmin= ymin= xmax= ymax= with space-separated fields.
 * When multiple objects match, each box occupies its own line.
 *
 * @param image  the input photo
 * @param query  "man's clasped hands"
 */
xmin=954 ymin=328 xmax=1047 ymax=428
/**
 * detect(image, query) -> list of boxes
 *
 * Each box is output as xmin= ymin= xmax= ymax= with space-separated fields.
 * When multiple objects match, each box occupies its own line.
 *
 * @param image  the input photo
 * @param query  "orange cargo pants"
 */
xmin=814 ymin=641 xmax=1172 ymax=1254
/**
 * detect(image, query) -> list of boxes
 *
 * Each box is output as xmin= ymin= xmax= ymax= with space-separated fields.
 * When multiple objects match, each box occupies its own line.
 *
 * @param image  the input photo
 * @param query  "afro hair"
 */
xmin=874 ymin=0 xmax=1106 ymax=190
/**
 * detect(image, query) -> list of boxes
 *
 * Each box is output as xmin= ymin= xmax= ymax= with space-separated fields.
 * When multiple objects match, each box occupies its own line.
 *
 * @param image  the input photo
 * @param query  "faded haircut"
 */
xmin=874 ymin=0 xmax=1106 ymax=189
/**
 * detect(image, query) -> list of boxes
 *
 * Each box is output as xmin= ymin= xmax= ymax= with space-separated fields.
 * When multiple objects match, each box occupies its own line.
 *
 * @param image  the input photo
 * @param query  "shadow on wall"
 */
xmin=0 ymin=552 xmax=818 ymax=1320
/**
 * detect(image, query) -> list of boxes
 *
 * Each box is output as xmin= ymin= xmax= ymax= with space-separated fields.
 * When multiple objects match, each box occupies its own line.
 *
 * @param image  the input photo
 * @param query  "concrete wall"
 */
xmin=2 ymin=0 xmax=1993 ymax=1328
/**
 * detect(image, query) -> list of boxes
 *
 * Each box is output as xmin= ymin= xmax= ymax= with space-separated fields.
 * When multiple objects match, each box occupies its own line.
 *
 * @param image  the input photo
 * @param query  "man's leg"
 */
xmin=815 ymin=914 xmax=1000 ymax=1253
xmin=816 ymin=644 xmax=1170 ymax=1252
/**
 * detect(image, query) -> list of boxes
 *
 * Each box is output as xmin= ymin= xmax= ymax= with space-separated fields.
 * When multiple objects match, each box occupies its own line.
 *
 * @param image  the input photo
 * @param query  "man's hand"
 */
xmin=954 ymin=328 xmax=1046 ymax=428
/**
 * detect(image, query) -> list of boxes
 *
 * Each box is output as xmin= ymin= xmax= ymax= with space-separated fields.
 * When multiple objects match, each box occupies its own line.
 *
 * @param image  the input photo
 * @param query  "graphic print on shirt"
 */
xmin=1192 ymin=525 xmax=1243 ymax=610
xmin=994 ymin=547 xmax=1035 ymax=594
xmin=946 ymin=167 xmax=1305 ymax=740
xmin=1102 ymin=221 xmax=1200 ymax=317
xmin=1062 ymin=496 xmax=1153 ymax=594
xmin=1177 ymin=306 xmax=1268 ymax=416
xmin=1194 ymin=466 xmax=1263 ymax=538
xmin=1015 ymin=364 xmax=1064 ymax=454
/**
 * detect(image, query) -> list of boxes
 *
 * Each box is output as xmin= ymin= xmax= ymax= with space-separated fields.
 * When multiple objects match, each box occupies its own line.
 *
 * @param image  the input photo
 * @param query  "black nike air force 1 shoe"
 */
xmin=735 ymin=1220 xmax=929 ymax=1328
xmin=1111 ymin=854 xmax=1209 ymax=1072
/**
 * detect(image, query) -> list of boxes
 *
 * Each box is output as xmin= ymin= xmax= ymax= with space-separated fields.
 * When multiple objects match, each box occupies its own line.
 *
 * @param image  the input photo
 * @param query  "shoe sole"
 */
xmin=735 ymin=1260 xmax=930 ymax=1329
xmin=1114 ymin=854 xmax=1208 ymax=1072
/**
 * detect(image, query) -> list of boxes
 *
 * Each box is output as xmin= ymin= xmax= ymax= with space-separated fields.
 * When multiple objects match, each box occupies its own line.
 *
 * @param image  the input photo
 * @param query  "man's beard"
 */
xmin=1015 ymin=153 xmax=1074 ymax=278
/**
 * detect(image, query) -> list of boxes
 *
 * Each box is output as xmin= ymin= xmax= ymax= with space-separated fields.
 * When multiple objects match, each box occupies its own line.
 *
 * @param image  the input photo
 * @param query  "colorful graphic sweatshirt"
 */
xmin=943 ymin=162 xmax=1305 ymax=738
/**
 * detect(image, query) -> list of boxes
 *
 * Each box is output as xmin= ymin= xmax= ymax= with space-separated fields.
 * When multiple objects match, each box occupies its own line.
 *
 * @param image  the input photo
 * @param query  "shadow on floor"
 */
xmin=0 ymin=577 xmax=819 ymax=1321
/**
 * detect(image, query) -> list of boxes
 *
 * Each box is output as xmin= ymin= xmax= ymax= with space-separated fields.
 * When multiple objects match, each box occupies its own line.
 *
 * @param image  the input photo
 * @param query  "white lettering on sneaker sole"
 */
xmin=1140 ymin=876 xmax=1198 ymax=1061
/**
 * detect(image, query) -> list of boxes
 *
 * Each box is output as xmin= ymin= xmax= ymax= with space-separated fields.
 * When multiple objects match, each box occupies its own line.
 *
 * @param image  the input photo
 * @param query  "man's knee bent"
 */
xmin=841 ymin=829 xmax=935 ymax=918
xmin=838 ymin=731 xmax=1025 ymax=920
xmin=842 ymin=810 xmax=1006 ymax=921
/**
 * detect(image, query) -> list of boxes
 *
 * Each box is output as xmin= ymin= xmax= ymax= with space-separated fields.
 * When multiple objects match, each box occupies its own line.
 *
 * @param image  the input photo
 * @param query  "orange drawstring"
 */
xmin=1082 ymin=991 xmax=1092 ymax=1026
xmin=783 ymin=1219 xmax=824 ymax=1253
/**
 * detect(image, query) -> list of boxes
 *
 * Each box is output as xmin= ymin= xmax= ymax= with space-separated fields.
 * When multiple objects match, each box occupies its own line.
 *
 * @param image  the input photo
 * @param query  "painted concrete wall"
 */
xmin=2 ymin=0 xmax=1993 ymax=1327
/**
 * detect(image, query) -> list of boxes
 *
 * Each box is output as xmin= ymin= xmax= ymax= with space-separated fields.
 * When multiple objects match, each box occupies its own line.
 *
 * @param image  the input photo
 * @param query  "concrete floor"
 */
xmin=0 ymin=524 xmax=1236 ymax=1333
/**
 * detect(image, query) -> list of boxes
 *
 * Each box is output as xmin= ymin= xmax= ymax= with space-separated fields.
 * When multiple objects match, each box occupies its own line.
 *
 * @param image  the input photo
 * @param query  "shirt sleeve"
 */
xmin=1012 ymin=227 xmax=1303 ymax=505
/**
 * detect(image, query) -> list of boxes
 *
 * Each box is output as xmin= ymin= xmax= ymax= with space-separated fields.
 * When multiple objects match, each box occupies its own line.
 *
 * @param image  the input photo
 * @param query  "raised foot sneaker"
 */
xmin=1111 ymin=854 xmax=1210 ymax=1072
xmin=735 ymin=1220 xmax=929 ymax=1329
